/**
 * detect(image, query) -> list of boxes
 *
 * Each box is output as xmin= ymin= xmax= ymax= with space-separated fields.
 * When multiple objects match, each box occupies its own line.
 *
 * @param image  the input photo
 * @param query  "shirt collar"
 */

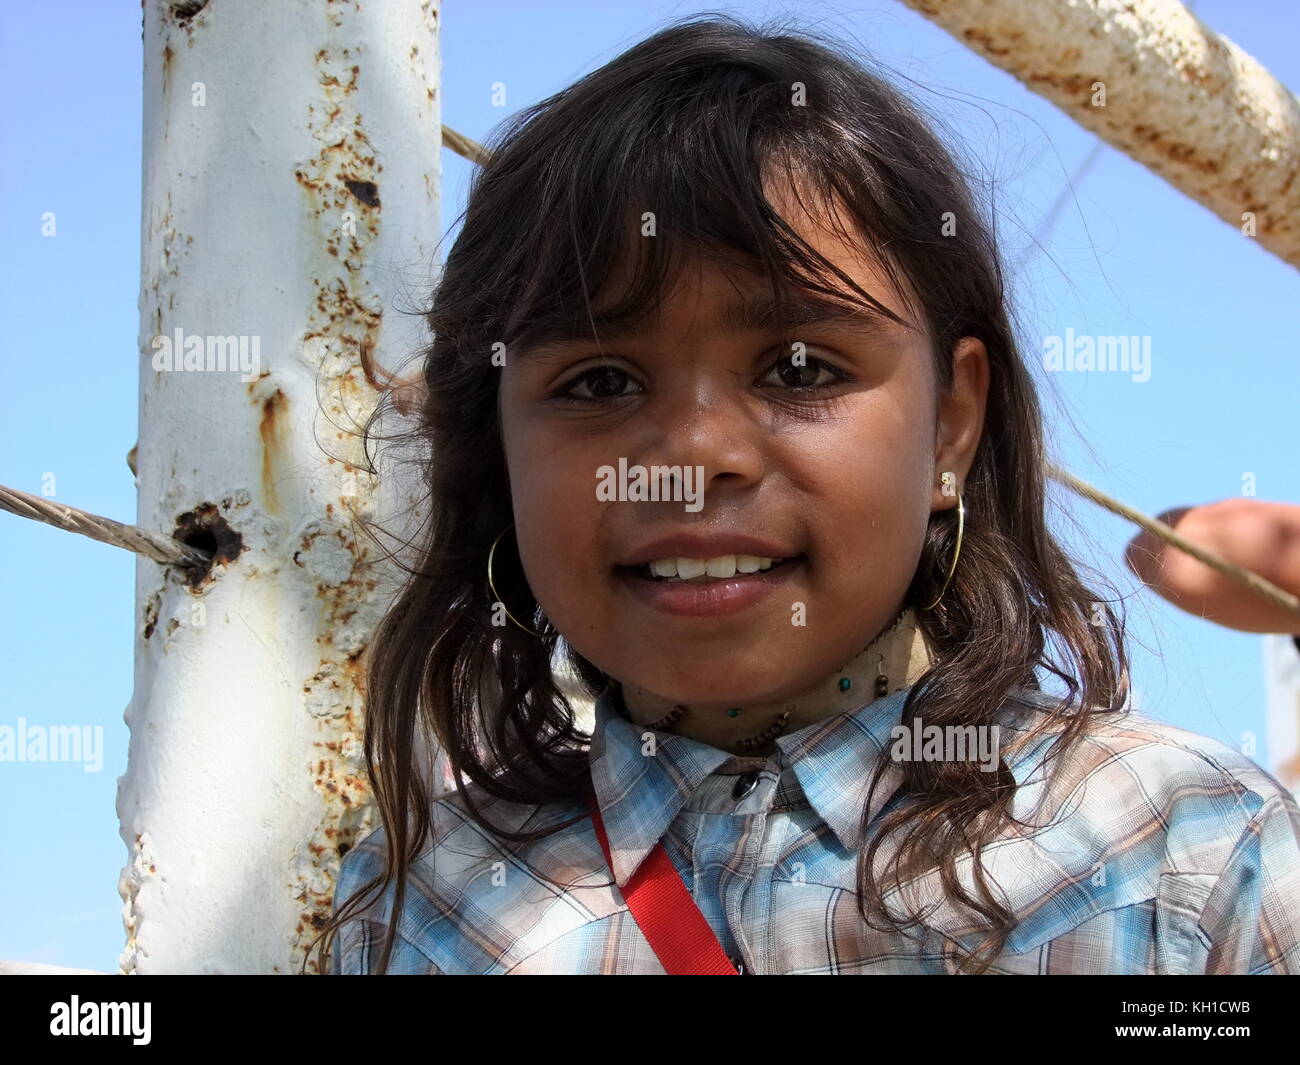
xmin=773 ymin=685 xmax=912 ymax=852
xmin=588 ymin=685 xmax=914 ymax=885
xmin=588 ymin=690 xmax=733 ymax=885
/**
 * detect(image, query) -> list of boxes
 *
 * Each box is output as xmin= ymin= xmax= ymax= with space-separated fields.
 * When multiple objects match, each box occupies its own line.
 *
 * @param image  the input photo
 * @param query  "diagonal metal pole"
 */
xmin=899 ymin=0 xmax=1300 ymax=269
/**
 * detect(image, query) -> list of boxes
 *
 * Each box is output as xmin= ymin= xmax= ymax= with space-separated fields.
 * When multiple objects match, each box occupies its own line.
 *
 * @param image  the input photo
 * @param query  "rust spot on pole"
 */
xmin=142 ymin=590 xmax=161 ymax=641
xmin=258 ymin=389 xmax=288 ymax=515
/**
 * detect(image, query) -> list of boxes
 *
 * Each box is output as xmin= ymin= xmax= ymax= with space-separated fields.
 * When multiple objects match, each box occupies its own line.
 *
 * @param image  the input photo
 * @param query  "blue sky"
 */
xmin=2 ymin=0 xmax=1297 ymax=971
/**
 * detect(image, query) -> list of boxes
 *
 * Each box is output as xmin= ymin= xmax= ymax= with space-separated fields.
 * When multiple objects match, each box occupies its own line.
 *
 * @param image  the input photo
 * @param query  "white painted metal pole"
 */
xmin=898 ymin=0 xmax=1300 ymax=269
xmin=121 ymin=0 xmax=440 ymax=974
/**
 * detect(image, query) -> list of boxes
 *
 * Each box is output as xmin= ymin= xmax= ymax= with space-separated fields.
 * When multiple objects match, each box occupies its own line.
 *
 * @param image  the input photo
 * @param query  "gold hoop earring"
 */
xmin=921 ymin=479 xmax=965 ymax=611
xmin=487 ymin=523 xmax=548 ymax=636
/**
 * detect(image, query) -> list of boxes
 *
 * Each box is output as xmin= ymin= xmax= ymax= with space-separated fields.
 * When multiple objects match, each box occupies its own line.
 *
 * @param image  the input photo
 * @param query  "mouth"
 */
xmin=613 ymin=553 xmax=807 ymax=617
xmin=615 ymin=554 xmax=803 ymax=583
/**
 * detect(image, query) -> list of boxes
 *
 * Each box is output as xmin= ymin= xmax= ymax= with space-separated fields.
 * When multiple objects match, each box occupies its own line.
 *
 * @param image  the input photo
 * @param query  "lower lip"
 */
xmin=614 ymin=557 xmax=804 ymax=617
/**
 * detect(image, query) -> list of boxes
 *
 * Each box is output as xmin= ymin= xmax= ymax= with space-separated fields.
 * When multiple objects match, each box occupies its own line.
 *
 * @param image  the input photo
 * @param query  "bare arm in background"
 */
xmin=1124 ymin=499 xmax=1300 ymax=635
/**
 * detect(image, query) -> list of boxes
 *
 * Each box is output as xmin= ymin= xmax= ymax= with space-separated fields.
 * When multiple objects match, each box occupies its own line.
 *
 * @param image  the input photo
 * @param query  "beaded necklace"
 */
xmin=612 ymin=604 xmax=932 ymax=753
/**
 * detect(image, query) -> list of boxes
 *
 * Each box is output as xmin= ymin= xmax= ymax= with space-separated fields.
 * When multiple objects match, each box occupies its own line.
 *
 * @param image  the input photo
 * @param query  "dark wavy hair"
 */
xmin=309 ymin=13 xmax=1129 ymax=975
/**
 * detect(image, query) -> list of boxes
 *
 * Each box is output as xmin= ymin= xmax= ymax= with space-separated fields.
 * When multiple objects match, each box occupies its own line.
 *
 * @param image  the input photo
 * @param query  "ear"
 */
xmin=931 ymin=337 xmax=988 ymax=510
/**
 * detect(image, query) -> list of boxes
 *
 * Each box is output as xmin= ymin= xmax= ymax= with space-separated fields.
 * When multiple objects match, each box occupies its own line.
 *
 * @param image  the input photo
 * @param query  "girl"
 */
xmin=315 ymin=15 xmax=1300 ymax=975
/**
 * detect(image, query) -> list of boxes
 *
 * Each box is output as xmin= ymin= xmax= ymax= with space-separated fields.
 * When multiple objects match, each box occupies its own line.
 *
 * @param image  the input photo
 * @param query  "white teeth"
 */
xmin=643 ymin=554 xmax=785 ymax=580
xmin=705 ymin=556 xmax=737 ymax=578
xmin=675 ymin=557 xmax=707 ymax=579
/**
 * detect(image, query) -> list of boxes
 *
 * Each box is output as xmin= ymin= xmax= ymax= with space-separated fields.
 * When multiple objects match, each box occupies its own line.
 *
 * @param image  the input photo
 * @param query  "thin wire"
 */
xmin=1046 ymin=464 xmax=1300 ymax=619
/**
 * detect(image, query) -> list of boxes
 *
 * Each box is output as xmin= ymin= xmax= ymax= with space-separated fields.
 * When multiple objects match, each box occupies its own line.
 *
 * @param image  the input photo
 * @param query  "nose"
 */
xmin=635 ymin=372 xmax=766 ymax=498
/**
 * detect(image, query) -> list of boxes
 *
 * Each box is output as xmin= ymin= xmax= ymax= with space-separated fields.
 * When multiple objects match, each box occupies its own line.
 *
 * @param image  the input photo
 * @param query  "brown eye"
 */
xmin=557 ymin=364 xmax=642 ymax=403
xmin=761 ymin=350 xmax=843 ymax=391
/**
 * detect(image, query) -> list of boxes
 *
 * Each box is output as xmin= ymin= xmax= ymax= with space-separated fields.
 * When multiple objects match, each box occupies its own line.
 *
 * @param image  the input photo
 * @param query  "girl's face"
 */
xmin=499 ymin=185 xmax=987 ymax=709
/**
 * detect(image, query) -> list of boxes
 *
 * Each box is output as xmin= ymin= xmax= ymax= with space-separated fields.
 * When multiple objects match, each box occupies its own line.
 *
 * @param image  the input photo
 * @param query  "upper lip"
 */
xmin=616 ymin=532 xmax=802 ymax=568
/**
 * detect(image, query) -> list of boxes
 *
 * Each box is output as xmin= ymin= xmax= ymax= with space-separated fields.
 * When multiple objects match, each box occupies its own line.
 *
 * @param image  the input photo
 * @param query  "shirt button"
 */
xmin=731 ymin=955 xmax=747 ymax=974
xmin=732 ymin=771 xmax=759 ymax=800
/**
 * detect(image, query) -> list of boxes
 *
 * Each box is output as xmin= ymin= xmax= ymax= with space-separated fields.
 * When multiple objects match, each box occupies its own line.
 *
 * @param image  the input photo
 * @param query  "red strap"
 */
xmin=589 ymin=794 xmax=740 ymax=974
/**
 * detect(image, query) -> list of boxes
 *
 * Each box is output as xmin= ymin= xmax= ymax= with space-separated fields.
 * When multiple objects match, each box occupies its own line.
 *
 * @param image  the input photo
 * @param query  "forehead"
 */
xmin=591 ymin=267 xmax=908 ymax=349
xmin=762 ymin=168 xmax=911 ymax=305
xmin=518 ymin=177 xmax=920 ymax=357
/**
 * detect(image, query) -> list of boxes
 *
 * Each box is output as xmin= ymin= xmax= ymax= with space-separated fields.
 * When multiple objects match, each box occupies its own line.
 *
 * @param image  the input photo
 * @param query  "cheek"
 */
xmin=496 ymin=385 xmax=623 ymax=653
xmin=500 ymin=384 xmax=585 ymax=550
xmin=789 ymin=405 xmax=934 ymax=587
xmin=507 ymin=440 xmax=607 ymax=628
xmin=812 ymin=464 xmax=928 ymax=569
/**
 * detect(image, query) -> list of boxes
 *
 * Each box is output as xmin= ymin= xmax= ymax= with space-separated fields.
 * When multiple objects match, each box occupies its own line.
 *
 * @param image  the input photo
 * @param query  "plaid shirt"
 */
xmin=330 ymin=684 xmax=1300 ymax=974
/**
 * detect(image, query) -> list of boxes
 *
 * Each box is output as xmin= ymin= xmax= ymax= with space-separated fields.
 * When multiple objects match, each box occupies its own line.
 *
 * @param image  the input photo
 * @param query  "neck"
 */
xmin=611 ymin=605 xmax=935 ymax=757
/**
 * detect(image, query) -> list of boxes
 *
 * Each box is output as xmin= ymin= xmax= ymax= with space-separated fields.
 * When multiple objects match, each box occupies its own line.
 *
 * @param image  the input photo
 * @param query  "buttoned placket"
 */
xmin=667 ymin=754 xmax=785 ymax=977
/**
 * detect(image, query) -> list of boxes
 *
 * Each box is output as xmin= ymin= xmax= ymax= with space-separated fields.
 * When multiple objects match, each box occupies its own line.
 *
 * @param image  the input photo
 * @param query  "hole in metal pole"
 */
xmin=174 ymin=503 xmax=244 ymax=588
xmin=171 ymin=0 xmax=209 ymax=23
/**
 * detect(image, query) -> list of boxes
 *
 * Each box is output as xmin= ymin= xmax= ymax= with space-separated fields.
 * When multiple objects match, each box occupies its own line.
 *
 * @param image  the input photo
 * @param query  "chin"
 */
xmin=629 ymin=664 xmax=791 ymax=709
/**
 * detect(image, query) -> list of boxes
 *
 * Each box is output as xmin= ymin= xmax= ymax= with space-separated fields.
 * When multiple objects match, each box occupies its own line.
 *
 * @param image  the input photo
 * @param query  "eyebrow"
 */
xmin=516 ymin=289 xmax=906 ymax=362
xmin=717 ymin=290 xmax=904 ymax=337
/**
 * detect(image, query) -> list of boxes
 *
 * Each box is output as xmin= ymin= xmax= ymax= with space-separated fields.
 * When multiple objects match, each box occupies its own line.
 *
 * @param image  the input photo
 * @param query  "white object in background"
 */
xmin=0 ymin=960 xmax=107 ymax=975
